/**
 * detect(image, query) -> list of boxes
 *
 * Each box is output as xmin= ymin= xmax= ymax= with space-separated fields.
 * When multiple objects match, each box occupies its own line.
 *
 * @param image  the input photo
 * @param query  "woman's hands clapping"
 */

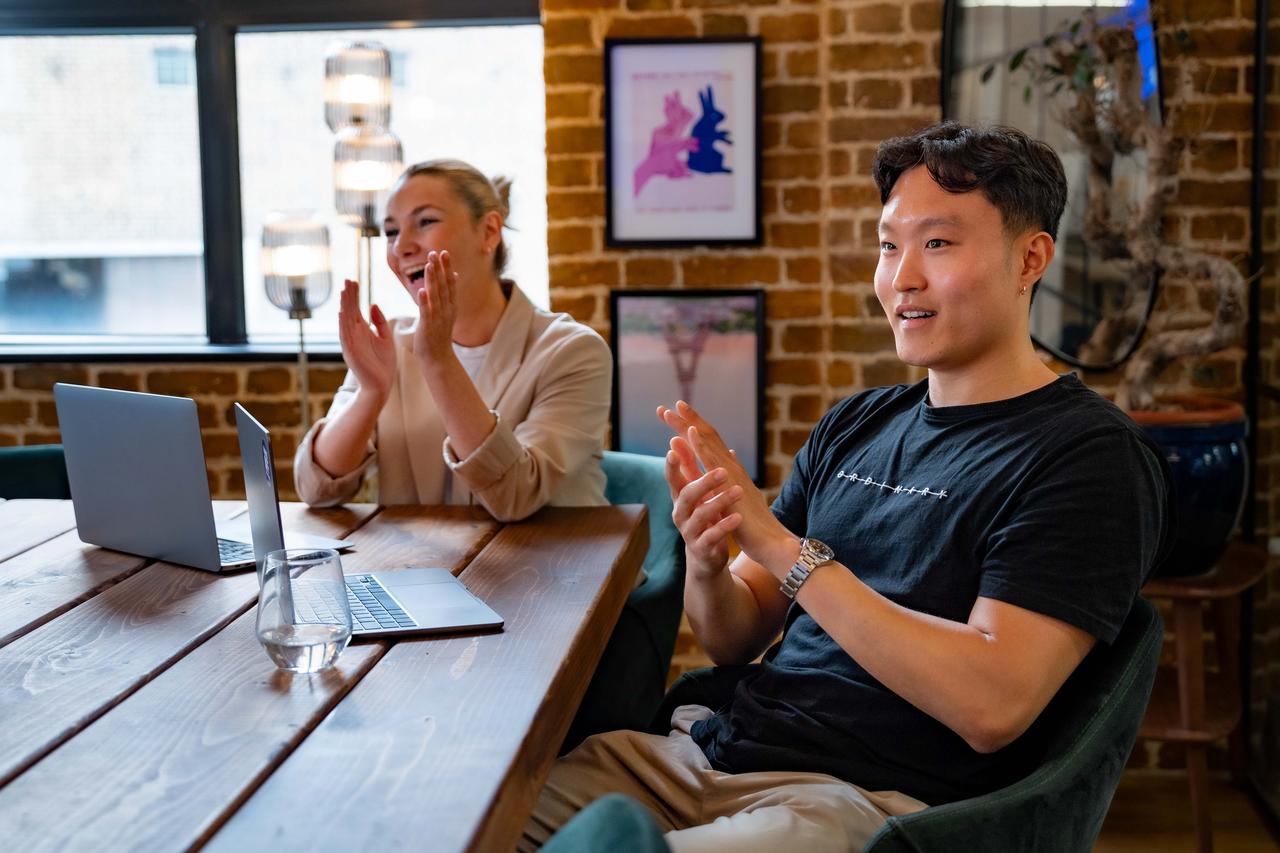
xmin=337 ymin=278 xmax=396 ymax=401
xmin=411 ymin=250 xmax=460 ymax=365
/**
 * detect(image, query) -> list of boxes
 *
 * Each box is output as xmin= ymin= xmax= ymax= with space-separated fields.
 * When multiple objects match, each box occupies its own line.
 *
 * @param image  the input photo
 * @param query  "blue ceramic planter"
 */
xmin=1132 ymin=400 xmax=1248 ymax=578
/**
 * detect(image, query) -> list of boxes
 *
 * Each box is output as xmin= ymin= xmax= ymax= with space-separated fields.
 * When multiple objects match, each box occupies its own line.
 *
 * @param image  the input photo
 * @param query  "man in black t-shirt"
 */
xmin=521 ymin=122 xmax=1170 ymax=853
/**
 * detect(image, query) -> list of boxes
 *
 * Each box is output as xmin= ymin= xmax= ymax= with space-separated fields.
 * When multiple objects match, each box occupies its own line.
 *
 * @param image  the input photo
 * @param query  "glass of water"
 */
xmin=256 ymin=548 xmax=352 ymax=673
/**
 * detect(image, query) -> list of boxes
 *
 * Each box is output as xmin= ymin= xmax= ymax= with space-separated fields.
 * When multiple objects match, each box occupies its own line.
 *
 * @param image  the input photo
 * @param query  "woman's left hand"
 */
xmin=657 ymin=401 xmax=798 ymax=574
xmin=412 ymin=250 xmax=459 ymax=365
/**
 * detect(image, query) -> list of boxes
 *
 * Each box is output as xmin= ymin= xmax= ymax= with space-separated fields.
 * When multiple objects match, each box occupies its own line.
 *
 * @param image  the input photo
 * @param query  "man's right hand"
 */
xmin=337 ymin=278 xmax=396 ymax=402
xmin=664 ymin=433 xmax=743 ymax=580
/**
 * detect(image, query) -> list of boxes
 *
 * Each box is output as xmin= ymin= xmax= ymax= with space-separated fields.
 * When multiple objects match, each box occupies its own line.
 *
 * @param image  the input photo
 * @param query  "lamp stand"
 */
xmin=355 ymin=225 xmax=377 ymax=314
xmin=297 ymin=318 xmax=310 ymax=433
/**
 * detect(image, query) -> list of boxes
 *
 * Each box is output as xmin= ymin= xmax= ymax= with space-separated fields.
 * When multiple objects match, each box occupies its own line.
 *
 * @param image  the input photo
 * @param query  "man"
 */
xmin=522 ymin=122 xmax=1170 ymax=852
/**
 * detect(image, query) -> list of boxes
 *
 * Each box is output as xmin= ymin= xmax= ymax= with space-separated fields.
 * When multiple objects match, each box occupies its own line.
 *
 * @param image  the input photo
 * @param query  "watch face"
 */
xmin=804 ymin=538 xmax=835 ymax=563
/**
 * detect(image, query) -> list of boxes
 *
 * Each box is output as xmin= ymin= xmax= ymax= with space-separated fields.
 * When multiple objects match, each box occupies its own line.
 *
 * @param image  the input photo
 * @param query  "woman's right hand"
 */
xmin=665 ymin=433 xmax=743 ymax=580
xmin=337 ymin=278 xmax=396 ymax=402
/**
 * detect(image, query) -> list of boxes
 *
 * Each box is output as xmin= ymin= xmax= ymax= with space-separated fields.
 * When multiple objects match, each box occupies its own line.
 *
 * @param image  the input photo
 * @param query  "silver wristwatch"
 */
xmin=779 ymin=537 xmax=835 ymax=599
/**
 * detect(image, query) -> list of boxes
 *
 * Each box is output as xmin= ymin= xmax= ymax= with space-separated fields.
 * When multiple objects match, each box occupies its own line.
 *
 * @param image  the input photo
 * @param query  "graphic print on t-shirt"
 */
xmin=835 ymin=469 xmax=948 ymax=499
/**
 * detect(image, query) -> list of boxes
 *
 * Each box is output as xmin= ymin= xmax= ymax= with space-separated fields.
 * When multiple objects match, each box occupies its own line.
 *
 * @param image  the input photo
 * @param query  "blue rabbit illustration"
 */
xmin=687 ymin=85 xmax=732 ymax=175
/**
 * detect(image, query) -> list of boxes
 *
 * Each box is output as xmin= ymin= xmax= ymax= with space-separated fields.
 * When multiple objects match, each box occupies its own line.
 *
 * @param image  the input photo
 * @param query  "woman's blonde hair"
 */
xmin=396 ymin=159 xmax=513 ymax=276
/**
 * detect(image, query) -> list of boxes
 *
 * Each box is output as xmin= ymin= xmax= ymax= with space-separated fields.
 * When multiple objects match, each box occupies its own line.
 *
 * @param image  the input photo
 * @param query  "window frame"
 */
xmin=0 ymin=0 xmax=540 ymax=353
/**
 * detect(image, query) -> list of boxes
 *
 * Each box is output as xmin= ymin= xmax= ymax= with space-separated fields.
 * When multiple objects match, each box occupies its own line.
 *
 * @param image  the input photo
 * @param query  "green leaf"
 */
xmin=1070 ymin=19 xmax=1082 ymax=35
xmin=1044 ymin=63 xmax=1064 ymax=76
xmin=1010 ymin=48 xmax=1028 ymax=72
xmin=980 ymin=64 xmax=996 ymax=83
xmin=1052 ymin=81 xmax=1065 ymax=95
xmin=1024 ymin=85 xmax=1033 ymax=104
xmin=1175 ymin=28 xmax=1191 ymax=45
xmin=1043 ymin=34 xmax=1056 ymax=47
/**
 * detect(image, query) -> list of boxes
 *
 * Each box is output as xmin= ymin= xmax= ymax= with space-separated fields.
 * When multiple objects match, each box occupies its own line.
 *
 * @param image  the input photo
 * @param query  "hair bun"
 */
xmin=491 ymin=175 xmax=513 ymax=219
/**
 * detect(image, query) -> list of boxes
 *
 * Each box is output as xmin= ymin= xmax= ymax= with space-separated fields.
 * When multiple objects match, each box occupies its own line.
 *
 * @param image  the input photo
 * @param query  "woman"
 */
xmin=294 ymin=159 xmax=611 ymax=522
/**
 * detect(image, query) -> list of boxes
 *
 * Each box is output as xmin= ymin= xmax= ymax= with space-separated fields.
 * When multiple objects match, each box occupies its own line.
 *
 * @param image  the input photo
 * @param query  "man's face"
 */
xmin=874 ymin=166 xmax=1028 ymax=373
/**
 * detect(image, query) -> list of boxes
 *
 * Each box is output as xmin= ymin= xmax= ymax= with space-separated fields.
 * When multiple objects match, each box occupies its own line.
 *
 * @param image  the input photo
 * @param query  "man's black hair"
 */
xmin=871 ymin=121 xmax=1068 ymax=242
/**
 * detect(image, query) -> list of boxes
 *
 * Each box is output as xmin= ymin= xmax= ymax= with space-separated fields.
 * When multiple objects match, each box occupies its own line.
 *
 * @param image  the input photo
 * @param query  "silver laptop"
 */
xmin=53 ymin=383 xmax=351 ymax=572
xmin=235 ymin=403 xmax=503 ymax=638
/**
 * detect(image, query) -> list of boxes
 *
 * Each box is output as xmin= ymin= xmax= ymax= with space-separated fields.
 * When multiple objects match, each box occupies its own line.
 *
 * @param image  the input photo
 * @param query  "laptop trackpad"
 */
xmin=386 ymin=569 xmax=503 ymax=630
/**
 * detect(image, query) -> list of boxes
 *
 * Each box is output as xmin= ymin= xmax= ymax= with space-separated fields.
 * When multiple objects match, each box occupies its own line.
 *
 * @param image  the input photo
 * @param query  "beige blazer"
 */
xmin=295 ymin=283 xmax=611 ymax=521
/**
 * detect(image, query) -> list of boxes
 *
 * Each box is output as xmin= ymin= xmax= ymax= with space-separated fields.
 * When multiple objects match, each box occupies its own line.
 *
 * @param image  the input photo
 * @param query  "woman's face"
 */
xmin=382 ymin=174 xmax=500 ymax=308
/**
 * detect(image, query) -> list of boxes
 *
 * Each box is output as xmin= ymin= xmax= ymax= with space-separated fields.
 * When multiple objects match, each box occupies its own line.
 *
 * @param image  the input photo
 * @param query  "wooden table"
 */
xmin=0 ymin=498 xmax=648 ymax=852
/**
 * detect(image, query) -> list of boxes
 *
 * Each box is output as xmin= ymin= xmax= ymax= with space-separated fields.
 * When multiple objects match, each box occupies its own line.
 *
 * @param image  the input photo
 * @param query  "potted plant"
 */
xmin=989 ymin=12 xmax=1249 ymax=576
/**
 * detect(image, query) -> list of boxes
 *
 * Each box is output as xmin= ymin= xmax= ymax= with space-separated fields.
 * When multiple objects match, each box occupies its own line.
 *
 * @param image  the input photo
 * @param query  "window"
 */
xmin=236 ymin=25 xmax=547 ymax=342
xmin=154 ymin=46 xmax=195 ymax=86
xmin=0 ymin=2 xmax=541 ymax=351
xmin=0 ymin=34 xmax=206 ymax=339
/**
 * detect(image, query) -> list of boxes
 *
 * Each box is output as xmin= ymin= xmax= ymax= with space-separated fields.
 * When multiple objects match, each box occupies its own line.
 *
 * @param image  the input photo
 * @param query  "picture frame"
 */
xmin=610 ymin=288 xmax=766 ymax=484
xmin=604 ymin=37 xmax=763 ymax=247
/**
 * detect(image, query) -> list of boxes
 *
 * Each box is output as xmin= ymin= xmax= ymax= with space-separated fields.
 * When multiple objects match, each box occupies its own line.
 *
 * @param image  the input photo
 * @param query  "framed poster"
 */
xmin=610 ymin=288 xmax=765 ymax=484
xmin=604 ymin=37 xmax=762 ymax=247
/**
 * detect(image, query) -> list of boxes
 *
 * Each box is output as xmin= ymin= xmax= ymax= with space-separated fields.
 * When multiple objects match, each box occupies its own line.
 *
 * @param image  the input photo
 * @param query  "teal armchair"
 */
xmin=643 ymin=596 xmax=1162 ymax=853
xmin=563 ymin=451 xmax=686 ymax=751
xmin=0 ymin=444 xmax=72 ymax=500
xmin=540 ymin=794 xmax=670 ymax=853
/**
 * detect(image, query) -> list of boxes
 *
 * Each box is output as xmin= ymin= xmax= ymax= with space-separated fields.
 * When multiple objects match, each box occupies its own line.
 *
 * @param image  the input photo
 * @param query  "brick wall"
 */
xmin=0 ymin=362 xmax=346 ymax=502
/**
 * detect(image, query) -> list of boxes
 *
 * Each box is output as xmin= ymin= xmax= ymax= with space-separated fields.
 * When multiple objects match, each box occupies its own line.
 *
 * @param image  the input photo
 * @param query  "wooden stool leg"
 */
xmin=1210 ymin=597 xmax=1247 ymax=784
xmin=1174 ymin=599 xmax=1212 ymax=852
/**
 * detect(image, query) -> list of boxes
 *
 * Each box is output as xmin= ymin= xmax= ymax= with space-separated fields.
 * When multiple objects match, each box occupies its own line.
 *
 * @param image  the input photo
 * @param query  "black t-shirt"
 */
xmin=689 ymin=374 xmax=1170 ymax=805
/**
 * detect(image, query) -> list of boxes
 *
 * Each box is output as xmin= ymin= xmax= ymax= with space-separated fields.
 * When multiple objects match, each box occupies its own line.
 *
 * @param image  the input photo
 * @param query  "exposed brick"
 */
xmin=769 ymin=288 xmax=822 ymax=318
xmin=780 ymin=428 xmax=809 ymax=455
xmin=0 ymin=400 xmax=33 ymax=425
xmin=863 ymin=359 xmax=909 ymax=387
xmin=1191 ymin=64 xmax=1241 ymax=96
xmin=203 ymin=433 xmax=241 ymax=459
xmin=548 ymin=190 xmax=605 ymax=219
xmin=95 ymin=370 xmax=141 ymax=391
xmin=197 ymin=402 xmax=221 ymax=429
xmin=789 ymin=393 xmax=824 ymax=423
xmin=1175 ymin=178 xmax=1253 ymax=207
xmin=14 ymin=365 xmax=89 ymax=391
xmin=605 ymin=16 xmax=698 ymax=38
xmin=548 ymin=224 xmax=596 ymax=255
xmin=554 ymin=293 xmax=599 ymax=323
xmin=239 ymin=401 xmax=302 ymax=428
xmin=909 ymin=1 xmax=942 ymax=32
xmin=1190 ymin=213 xmax=1247 ymax=241
xmin=781 ymin=324 xmax=825 ymax=354
xmin=830 ymin=41 xmax=927 ymax=73
xmin=852 ymin=78 xmax=903 ymax=110
xmin=764 ymin=152 xmax=823 ymax=181
xmin=833 ymin=323 xmax=896 ymax=353
xmin=911 ymin=75 xmax=941 ymax=107
xmin=830 ymin=183 xmax=881 ymax=210
xmin=544 ymin=16 xmax=593 ymax=49
xmin=1172 ymin=101 xmax=1254 ymax=135
xmin=548 ymin=157 xmax=596 ymax=189
xmin=786 ymin=119 xmax=822 ymax=150
xmin=627 ymin=0 xmax=673 ymax=9
xmin=0 ymin=433 xmax=16 ymax=447
xmin=247 ymin=368 xmax=291 ymax=394
xmin=309 ymin=368 xmax=347 ymax=394
xmin=547 ymin=90 xmax=595 ymax=121
xmin=768 ymin=358 xmax=822 ymax=386
xmin=828 ymin=8 xmax=847 ymax=37
xmin=547 ymin=124 xmax=604 ymax=155
xmin=147 ymin=370 xmax=238 ymax=396
xmin=830 ymin=114 xmax=931 ymax=143
xmin=703 ymin=14 xmax=748 ymax=36
xmin=625 ymin=258 xmax=676 ymax=286
xmin=786 ymin=258 xmax=823 ymax=285
xmin=762 ymin=118 xmax=783 ymax=151
xmin=543 ymin=0 xmax=620 ymax=9
xmin=682 ymin=256 xmax=780 ymax=286
xmin=770 ymin=221 xmax=821 ymax=249
xmin=828 ymin=359 xmax=855 ymax=386
xmin=545 ymin=54 xmax=603 ymax=87
xmin=829 ymin=148 xmax=852 ymax=177
xmin=828 ymin=80 xmax=850 ymax=109
xmin=35 ymin=401 xmax=57 ymax=427
xmin=831 ymin=252 xmax=879 ymax=284
xmin=852 ymin=3 xmax=902 ymax=34
xmin=550 ymin=259 xmax=620 ymax=289
xmin=1188 ymin=138 xmax=1240 ymax=173
xmin=760 ymin=13 xmax=820 ymax=43
xmin=764 ymin=83 xmax=821 ymax=114
xmin=827 ymin=219 xmax=854 ymax=246
xmin=786 ymin=49 xmax=819 ymax=79
xmin=23 ymin=431 xmax=61 ymax=446
xmin=782 ymin=185 xmax=821 ymax=214
xmin=831 ymin=289 xmax=863 ymax=319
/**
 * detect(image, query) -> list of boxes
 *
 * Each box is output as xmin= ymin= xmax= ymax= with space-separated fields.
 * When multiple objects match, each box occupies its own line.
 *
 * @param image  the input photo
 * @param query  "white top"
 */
xmin=452 ymin=341 xmax=491 ymax=384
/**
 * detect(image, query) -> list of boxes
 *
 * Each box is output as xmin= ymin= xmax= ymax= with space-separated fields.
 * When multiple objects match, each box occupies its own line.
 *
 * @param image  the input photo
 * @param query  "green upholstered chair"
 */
xmin=540 ymin=794 xmax=670 ymax=853
xmin=0 ymin=444 xmax=72 ymax=500
xmin=645 ymin=596 xmax=1163 ymax=853
xmin=563 ymin=451 xmax=687 ymax=751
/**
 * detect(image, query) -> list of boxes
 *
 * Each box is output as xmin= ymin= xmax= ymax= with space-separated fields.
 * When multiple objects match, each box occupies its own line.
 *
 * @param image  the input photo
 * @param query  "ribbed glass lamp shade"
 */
xmin=261 ymin=214 xmax=333 ymax=320
xmin=324 ymin=42 xmax=392 ymax=132
xmin=334 ymin=126 xmax=403 ymax=234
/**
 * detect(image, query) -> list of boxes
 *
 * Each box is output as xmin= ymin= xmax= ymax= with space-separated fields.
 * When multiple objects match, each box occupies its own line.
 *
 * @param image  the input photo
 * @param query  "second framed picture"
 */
xmin=611 ymin=289 xmax=765 ymax=484
xmin=604 ymin=37 xmax=762 ymax=247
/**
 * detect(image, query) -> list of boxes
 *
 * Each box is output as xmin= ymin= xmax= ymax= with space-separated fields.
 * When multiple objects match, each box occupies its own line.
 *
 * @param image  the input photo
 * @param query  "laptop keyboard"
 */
xmin=217 ymin=538 xmax=255 ymax=564
xmin=291 ymin=574 xmax=419 ymax=633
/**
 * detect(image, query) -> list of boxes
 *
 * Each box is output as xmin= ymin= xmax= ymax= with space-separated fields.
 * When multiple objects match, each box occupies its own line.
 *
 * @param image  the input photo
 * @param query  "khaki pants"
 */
xmin=521 ymin=706 xmax=928 ymax=853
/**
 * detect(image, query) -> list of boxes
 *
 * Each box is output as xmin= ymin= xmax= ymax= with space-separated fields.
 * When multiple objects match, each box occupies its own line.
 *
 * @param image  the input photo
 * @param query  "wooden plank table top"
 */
xmin=0 ymin=500 xmax=647 ymax=853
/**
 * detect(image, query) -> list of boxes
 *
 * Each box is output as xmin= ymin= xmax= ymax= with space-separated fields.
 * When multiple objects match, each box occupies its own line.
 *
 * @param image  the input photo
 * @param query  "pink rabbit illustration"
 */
xmin=633 ymin=91 xmax=700 ymax=197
